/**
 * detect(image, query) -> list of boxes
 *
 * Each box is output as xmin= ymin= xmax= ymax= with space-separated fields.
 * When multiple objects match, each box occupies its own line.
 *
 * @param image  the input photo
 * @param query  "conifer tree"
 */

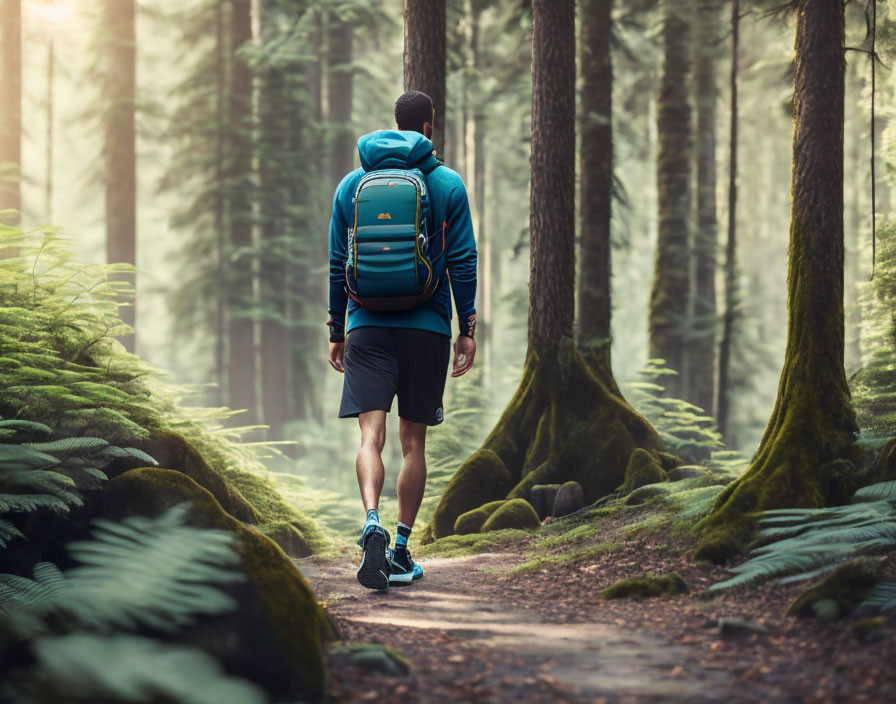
xmin=403 ymin=0 xmax=446 ymax=157
xmin=0 ymin=0 xmax=20 ymax=220
xmin=688 ymin=0 xmax=720 ymax=415
xmin=650 ymin=0 xmax=693 ymax=399
xmin=103 ymin=0 xmax=137 ymax=352
xmin=696 ymin=0 xmax=859 ymax=563
xmin=421 ymin=0 xmax=661 ymax=544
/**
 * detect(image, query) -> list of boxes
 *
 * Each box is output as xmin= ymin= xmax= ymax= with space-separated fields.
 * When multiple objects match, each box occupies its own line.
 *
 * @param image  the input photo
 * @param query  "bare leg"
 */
xmin=356 ymin=411 xmax=387 ymax=512
xmin=397 ymin=418 xmax=428 ymax=527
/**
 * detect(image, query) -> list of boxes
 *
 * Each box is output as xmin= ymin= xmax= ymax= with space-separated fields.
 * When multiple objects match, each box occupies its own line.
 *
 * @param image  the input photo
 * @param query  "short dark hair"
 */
xmin=394 ymin=90 xmax=434 ymax=134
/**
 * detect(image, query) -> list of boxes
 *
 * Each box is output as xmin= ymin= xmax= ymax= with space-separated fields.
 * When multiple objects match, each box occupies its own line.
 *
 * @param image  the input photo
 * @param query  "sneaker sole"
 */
xmin=357 ymin=531 xmax=389 ymax=591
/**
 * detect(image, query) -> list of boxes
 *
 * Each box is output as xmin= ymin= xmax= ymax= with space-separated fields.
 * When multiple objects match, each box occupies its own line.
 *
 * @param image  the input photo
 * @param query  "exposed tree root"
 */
xmin=422 ymin=343 xmax=662 ymax=543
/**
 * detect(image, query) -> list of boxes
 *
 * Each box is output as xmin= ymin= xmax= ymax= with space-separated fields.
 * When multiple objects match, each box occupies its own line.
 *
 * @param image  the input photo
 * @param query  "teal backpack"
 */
xmin=344 ymin=167 xmax=445 ymax=311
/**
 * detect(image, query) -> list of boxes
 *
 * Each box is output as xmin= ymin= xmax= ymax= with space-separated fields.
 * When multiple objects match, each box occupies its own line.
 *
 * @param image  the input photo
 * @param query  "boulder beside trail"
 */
xmin=529 ymin=484 xmax=562 ymax=520
xmin=552 ymin=481 xmax=585 ymax=518
xmin=481 ymin=498 xmax=541 ymax=532
xmin=100 ymin=467 xmax=332 ymax=701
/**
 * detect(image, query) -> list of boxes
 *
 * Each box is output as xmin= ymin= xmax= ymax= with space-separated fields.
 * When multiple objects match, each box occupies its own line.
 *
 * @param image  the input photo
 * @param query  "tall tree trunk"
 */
xmin=577 ymin=0 xmax=613 ymax=377
xmin=259 ymin=5 xmax=287 ymax=438
xmin=688 ymin=0 xmax=719 ymax=415
xmin=696 ymin=0 xmax=858 ymax=564
xmin=328 ymin=11 xmax=354 ymax=186
xmin=214 ymin=0 xmax=227 ymax=405
xmin=227 ymin=0 xmax=257 ymax=422
xmin=716 ymin=0 xmax=739 ymax=440
xmin=649 ymin=0 xmax=693 ymax=399
xmin=0 ymin=0 xmax=20 ymax=222
xmin=421 ymin=0 xmax=661 ymax=545
xmin=403 ymin=0 xmax=446 ymax=158
xmin=104 ymin=0 xmax=137 ymax=353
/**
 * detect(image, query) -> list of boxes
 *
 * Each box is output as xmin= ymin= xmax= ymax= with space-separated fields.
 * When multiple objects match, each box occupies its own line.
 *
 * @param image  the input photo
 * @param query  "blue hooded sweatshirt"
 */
xmin=328 ymin=130 xmax=478 ymax=340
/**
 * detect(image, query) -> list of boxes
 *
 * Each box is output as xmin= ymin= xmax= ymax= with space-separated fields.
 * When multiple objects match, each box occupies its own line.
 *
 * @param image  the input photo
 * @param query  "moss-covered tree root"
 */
xmin=422 ymin=345 xmax=662 ymax=543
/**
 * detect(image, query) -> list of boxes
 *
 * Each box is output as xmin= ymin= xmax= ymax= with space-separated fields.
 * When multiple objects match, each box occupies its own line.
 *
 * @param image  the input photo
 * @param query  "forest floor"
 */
xmin=298 ymin=511 xmax=896 ymax=704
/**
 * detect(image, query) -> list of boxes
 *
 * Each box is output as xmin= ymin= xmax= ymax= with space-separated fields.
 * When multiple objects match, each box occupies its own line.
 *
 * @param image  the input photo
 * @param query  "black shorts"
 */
xmin=339 ymin=326 xmax=451 ymax=426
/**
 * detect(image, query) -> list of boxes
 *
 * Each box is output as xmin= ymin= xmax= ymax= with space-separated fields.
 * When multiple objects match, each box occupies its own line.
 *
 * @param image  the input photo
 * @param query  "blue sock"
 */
xmin=395 ymin=522 xmax=411 ymax=553
xmin=365 ymin=508 xmax=380 ymax=526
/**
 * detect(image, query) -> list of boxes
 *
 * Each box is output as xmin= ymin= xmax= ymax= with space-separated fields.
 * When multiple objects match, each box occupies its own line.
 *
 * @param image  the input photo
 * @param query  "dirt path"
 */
xmin=300 ymin=551 xmax=744 ymax=704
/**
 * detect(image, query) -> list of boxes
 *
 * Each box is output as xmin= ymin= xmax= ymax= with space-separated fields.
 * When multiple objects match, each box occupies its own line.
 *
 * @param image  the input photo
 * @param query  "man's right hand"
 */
xmin=329 ymin=342 xmax=345 ymax=373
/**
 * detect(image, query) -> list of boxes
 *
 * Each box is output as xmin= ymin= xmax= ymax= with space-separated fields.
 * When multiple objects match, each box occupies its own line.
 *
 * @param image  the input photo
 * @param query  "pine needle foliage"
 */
xmin=708 ymin=481 xmax=896 ymax=604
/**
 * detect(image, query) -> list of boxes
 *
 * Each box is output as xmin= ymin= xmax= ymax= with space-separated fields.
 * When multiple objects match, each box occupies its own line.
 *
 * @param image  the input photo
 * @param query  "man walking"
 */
xmin=327 ymin=91 xmax=478 ymax=590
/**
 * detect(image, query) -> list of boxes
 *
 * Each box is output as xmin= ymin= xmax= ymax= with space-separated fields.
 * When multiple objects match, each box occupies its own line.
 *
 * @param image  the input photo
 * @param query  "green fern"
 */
xmin=23 ymin=634 xmax=266 ymax=704
xmin=708 ymin=481 xmax=896 ymax=596
xmin=624 ymin=359 xmax=724 ymax=460
xmin=0 ymin=504 xmax=242 ymax=634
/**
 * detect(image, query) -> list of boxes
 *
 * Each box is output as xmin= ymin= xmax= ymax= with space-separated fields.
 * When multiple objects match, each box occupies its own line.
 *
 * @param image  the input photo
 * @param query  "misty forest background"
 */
xmin=2 ymin=0 xmax=896 ymax=701
xmin=4 ymin=0 xmax=894 ymax=541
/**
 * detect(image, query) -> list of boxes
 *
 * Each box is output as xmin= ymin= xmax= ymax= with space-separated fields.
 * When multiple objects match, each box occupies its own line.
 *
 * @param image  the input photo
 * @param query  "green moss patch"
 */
xmin=219 ymin=465 xmax=327 ymax=554
xmin=786 ymin=559 xmax=880 ymax=620
xmin=421 ymin=449 xmax=513 ymax=543
xmin=131 ymin=430 xmax=260 ymax=524
xmin=511 ymin=541 xmax=622 ymax=575
xmin=415 ymin=529 xmax=531 ymax=558
xmin=621 ymin=449 xmax=669 ymax=492
xmin=481 ymin=498 xmax=541 ymax=532
xmin=453 ymin=500 xmax=507 ymax=535
xmin=601 ymin=571 xmax=689 ymax=600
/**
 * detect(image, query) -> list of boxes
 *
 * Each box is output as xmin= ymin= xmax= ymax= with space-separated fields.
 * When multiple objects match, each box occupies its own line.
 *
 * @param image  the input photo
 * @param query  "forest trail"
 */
xmin=299 ymin=551 xmax=742 ymax=704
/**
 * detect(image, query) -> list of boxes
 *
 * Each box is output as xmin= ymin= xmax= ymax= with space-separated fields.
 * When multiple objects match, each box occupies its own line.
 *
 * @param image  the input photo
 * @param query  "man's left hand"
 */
xmin=451 ymin=336 xmax=476 ymax=377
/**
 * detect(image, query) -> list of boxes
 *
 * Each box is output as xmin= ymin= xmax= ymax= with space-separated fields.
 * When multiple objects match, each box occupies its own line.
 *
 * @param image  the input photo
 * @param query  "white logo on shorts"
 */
xmin=436 ymin=407 xmax=443 ymax=422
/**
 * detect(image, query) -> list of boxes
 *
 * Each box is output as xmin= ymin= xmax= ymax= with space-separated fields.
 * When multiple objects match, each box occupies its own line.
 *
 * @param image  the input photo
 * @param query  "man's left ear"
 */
xmin=423 ymin=121 xmax=433 ymax=140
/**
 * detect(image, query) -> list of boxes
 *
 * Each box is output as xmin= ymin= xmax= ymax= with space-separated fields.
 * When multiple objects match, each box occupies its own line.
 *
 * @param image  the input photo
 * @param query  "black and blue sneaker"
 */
xmin=386 ymin=546 xmax=423 ymax=585
xmin=356 ymin=522 xmax=391 ymax=591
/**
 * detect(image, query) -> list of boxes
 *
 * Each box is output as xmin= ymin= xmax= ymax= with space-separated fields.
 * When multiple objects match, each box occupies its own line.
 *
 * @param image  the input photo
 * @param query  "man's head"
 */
xmin=394 ymin=90 xmax=434 ymax=140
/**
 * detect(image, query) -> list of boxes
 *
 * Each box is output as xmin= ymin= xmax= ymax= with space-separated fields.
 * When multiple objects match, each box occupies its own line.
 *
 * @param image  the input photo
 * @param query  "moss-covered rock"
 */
xmin=870 ymin=437 xmax=896 ymax=483
xmin=129 ymin=430 xmax=260 ymax=524
xmin=621 ymin=449 xmax=669 ymax=493
xmin=480 ymin=498 xmax=541 ymax=532
xmin=624 ymin=485 xmax=669 ymax=506
xmin=786 ymin=559 xmax=880 ymax=619
xmin=219 ymin=465 xmax=327 ymax=554
xmin=529 ymin=484 xmax=562 ymax=520
xmin=601 ymin=571 xmax=689 ymax=599
xmin=100 ymin=468 xmax=332 ymax=700
xmin=552 ymin=481 xmax=585 ymax=518
xmin=256 ymin=521 xmax=313 ymax=558
xmin=453 ymin=500 xmax=507 ymax=535
xmin=421 ymin=449 xmax=513 ymax=543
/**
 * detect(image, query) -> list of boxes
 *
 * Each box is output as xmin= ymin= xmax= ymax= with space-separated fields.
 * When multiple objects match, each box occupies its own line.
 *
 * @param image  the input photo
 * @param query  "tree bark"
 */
xmin=259 ymin=3 xmax=287 ymax=438
xmin=577 ymin=0 xmax=613 ymax=375
xmin=227 ymin=0 xmax=257 ymax=423
xmin=421 ymin=0 xmax=662 ymax=545
xmin=696 ymin=0 xmax=859 ymax=564
xmin=688 ymin=0 xmax=719 ymax=415
xmin=403 ymin=0 xmax=446 ymax=158
xmin=103 ymin=0 xmax=137 ymax=353
xmin=716 ymin=0 xmax=739 ymax=440
xmin=649 ymin=0 xmax=693 ymax=399
xmin=328 ymin=10 xmax=354 ymax=185
xmin=0 ymin=0 xmax=20 ymax=221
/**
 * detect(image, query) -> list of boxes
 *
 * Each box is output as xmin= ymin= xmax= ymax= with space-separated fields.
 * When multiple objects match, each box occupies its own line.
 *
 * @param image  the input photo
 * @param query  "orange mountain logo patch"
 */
xmin=377 ymin=212 xmax=392 ymax=220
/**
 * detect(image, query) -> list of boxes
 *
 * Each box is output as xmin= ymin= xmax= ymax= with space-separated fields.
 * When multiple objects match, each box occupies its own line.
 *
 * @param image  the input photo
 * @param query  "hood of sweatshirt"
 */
xmin=357 ymin=130 xmax=439 ymax=173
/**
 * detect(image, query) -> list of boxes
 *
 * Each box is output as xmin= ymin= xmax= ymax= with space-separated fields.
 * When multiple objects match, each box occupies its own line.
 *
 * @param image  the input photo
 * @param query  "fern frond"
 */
xmin=854 ymin=481 xmax=896 ymax=502
xmin=28 ymin=634 xmax=266 ymax=704
xmin=62 ymin=503 xmax=242 ymax=632
xmin=863 ymin=581 xmax=896 ymax=609
xmin=23 ymin=437 xmax=109 ymax=457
